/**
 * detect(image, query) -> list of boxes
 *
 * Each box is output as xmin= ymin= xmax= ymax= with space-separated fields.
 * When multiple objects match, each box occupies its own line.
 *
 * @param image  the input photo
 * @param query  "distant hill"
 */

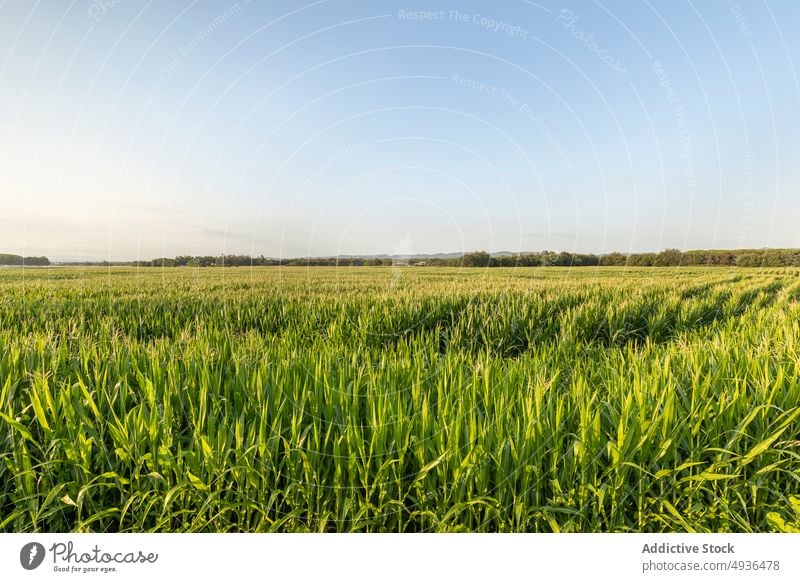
xmin=0 ymin=254 xmax=50 ymax=266
xmin=334 ymin=252 xmax=465 ymax=260
xmin=325 ymin=251 xmax=518 ymax=260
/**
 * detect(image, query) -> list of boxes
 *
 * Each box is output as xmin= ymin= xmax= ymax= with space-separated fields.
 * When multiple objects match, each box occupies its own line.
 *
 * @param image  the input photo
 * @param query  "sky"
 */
xmin=1 ymin=0 xmax=799 ymax=261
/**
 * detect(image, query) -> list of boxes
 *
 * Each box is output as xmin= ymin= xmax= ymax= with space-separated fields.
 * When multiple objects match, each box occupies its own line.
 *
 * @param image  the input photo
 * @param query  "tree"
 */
xmin=462 ymin=251 xmax=491 ymax=267
xmin=655 ymin=248 xmax=683 ymax=266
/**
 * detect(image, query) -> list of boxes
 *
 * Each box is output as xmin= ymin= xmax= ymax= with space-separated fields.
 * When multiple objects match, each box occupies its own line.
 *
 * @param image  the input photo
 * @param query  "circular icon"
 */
xmin=20 ymin=542 xmax=46 ymax=570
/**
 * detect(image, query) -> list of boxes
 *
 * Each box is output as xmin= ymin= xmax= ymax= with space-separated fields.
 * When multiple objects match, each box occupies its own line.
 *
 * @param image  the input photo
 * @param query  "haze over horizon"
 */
xmin=2 ymin=1 xmax=800 ymax=262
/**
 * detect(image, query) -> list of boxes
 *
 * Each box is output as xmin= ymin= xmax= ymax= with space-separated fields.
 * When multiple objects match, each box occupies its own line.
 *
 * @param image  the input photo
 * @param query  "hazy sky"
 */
xmin=1 ymin=0 xmax=799 ymax=261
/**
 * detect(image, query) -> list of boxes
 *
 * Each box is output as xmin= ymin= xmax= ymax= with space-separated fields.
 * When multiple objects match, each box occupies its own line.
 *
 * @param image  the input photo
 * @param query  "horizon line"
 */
xmin=20 ymin=246 xmax=798 ymax=264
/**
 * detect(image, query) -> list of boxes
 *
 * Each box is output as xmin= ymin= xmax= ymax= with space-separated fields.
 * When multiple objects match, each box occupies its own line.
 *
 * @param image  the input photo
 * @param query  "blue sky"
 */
xmin=1 ymin=0 xmax=799 ymax=260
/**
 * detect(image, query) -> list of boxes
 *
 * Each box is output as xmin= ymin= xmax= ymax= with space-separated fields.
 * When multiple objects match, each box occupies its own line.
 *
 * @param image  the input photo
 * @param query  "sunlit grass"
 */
xmin=0 ymin=266 xmax=798 ymax=532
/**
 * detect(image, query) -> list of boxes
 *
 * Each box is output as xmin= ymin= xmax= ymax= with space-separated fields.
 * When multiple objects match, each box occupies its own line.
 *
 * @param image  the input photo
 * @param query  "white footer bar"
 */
xmin=1 ymin=533 xmax=797 ymax=581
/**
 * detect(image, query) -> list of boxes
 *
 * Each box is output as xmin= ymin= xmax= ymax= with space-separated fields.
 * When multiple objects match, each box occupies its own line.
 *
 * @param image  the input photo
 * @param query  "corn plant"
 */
xmin=0 ymin=266 xmax=798 ymax=532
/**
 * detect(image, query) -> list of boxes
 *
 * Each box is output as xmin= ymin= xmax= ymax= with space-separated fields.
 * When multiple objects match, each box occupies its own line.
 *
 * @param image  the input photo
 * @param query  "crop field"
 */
xmin=1 ymin=266 xmax=799 ymax=533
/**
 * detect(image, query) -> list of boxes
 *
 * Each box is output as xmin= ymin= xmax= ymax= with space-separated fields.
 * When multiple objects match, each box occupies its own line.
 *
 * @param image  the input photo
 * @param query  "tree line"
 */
xmin=0 ymin=254 xmax=50 ymax=266
xmin=125 ymin=248 xmax=800 ymax=268
xmin=12 ymin=248 xmax=800 ymax=268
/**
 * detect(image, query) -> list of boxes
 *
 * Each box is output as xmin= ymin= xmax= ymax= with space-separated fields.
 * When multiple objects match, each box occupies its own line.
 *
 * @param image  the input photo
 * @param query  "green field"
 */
xmin=1 ymin=266 xmax=799 ymax=532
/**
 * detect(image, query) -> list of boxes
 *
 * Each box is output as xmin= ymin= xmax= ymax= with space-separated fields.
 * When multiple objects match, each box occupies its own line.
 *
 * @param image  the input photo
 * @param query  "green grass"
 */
xmin=1 ymin=266 xmax=799 ymax=532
